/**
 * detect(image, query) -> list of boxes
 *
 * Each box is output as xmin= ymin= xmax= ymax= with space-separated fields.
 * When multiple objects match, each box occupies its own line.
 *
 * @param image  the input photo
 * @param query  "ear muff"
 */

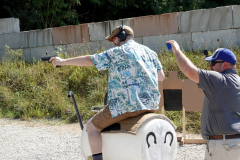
xmin=117 ymin=25 xmax=127 ymax=42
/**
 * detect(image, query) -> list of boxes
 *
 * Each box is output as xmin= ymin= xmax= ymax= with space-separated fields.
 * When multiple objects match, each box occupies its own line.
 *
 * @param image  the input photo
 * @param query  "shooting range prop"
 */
xmin=181 ymin=79 xmax=206 ymax=144
xmin=163 ymin=72 xmax=182 ymax=111
xmin=68 ymin=92 xmax=178 ymax=160
xmin=161 ymin=71 xmax=206 ymax=145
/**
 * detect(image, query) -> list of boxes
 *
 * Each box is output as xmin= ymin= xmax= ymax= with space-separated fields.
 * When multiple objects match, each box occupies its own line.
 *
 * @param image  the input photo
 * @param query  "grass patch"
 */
xmin=1 ymin=45 xmax=240 ymax=133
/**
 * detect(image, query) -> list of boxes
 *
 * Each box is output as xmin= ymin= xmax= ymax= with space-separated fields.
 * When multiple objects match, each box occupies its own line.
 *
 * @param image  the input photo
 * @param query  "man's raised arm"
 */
xmin=166 ymin=40 xmax=199 ymax=83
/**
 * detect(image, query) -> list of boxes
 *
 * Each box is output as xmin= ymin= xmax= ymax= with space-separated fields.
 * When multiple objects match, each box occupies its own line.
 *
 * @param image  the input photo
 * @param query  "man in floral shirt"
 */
xmin=50 ymin=25 xmax=165 ymax=160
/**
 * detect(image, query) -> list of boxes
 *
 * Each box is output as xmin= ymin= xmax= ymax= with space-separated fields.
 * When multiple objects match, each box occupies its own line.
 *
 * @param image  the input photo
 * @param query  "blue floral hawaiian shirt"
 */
xmin=90 ymin=40 xmax=163 ymax=118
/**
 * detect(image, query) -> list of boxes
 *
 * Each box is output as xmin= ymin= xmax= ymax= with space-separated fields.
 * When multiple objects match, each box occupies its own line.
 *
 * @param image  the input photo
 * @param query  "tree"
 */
xmin=75 ymin=0 xmax=208 ymax=24
xmin=3 ymin=0 xmax=81 ymax=31
xmin=2 ymin=0 xmax=240 ymax=31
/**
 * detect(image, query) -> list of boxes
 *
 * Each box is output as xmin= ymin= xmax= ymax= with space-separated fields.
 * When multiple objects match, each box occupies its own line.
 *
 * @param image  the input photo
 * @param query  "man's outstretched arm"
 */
xmin=49 ymin=55 xmax=94 ymax=67
xmin=166 ymin=40 xmax=199 ymax=83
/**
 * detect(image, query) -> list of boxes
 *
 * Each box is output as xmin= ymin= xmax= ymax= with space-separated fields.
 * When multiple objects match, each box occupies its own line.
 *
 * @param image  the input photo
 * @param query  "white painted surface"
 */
xmin=81 ymin=119 xmax=177 ymax=160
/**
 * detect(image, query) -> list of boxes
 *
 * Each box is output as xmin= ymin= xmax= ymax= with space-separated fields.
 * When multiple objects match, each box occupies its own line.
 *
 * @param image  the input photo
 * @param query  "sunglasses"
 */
xmin=210 ymin=60 xmax=225 ymax=66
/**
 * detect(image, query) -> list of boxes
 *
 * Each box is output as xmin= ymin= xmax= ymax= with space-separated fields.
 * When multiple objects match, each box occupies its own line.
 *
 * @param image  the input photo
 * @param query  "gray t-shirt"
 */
xmin=198 ymin=69 xmax=240 ymax=140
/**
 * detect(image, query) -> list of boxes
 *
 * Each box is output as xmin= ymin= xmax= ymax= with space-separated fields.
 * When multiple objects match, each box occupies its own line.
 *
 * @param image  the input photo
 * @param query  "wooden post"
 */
xmin=161 ymin=106 xmax=165 ymax=115
xmin=183 ymin=107 xmax=186 ymax=139
xmin=88 ymin=156 xmax=93 ymax=160
xmin=181 ymin=107 xmax=186 ymax=145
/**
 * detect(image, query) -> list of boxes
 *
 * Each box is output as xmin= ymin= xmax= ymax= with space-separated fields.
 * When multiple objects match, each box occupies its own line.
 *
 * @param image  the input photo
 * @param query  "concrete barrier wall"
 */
xmin=143 ymin=33 xmax=192 ymax=52
xmin=29 ymin=46 xmax=59 ymax=62
xmin=1 ymin=5 xmax=240 ymax=62
xmin=233 ymin=5 xmax=240 ymax=29
xmin=0 ymin=18 xmax=20 ymax=34
xmin=52 ymin=24 xmax=90 ymax=45
xmin=192 ymin=29 xmax=239 ymax=51
xmin=66 ymin=41 xmax=101 ymax=56
xmin=28 ymin=29 xmax=53 ymax=48
xmin=89 ymin=19 xmax=131 ymax=41
xmin=131 ymin=13 xmax=179 ymax=37
xmin=0 ymin=32 xmax=28 ymax=50
xmin=178 ymin=6 xmax=233 ymax=33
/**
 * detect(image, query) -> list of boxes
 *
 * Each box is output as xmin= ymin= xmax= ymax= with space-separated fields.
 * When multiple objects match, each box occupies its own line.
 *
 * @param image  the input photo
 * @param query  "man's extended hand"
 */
xmin=166 ymin=40 xmax=199 ymax=83
xmin=49 ymin=56 xmax=65 ymax=68
xmin=166 ymin=40 xmax=181 ymax=54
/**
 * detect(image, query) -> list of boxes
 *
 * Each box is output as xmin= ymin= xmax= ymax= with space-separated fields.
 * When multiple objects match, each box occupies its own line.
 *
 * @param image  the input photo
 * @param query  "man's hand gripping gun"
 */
xmin=41 ymin=54 xmax=61 ymax=68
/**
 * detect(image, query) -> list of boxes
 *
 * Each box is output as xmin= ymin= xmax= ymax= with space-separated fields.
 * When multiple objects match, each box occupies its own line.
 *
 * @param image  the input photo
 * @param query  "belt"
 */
xmin=209 ymin=134 xmax=240 ymax=140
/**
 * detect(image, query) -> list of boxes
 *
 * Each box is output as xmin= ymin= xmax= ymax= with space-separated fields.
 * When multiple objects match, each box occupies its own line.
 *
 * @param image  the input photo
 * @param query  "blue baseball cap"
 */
xmin=204 ymin=48 xmax=237 ymax=65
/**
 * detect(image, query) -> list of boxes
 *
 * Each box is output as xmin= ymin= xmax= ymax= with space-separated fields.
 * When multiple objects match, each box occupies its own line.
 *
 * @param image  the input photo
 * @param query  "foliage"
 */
xmin=0 ymin=45 xmax=108 ymax=123
xmin=76 ymin=0 xmax=240 ymax=24
xmin=3 ymin=45 xmax=23 ymax=62
xmin=2 ymin=0 xmax=240 ymax=30
xmin=3 ymin=0 xmax=81 ymax=31
xmin=1 ymin=45 xmax=240 ymax=133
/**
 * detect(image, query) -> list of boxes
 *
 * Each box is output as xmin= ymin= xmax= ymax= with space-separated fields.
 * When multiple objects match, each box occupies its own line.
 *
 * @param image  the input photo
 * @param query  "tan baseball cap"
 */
xmin=105 ymin=25 xmax=134 ymax=42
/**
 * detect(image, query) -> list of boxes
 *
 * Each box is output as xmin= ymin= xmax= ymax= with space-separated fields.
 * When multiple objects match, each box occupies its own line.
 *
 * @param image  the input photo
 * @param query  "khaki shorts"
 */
xmin=91 ymin=106 xmax=156 ymax=130
xmin=205 ymin=139 xmax=240 ymax=160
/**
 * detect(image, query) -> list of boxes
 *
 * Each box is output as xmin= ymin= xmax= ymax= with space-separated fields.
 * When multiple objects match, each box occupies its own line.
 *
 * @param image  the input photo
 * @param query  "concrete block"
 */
xmin=134 ymin=37 xmax=143 ymax=44
xmin=66 ymin=41 xmax=101 ymax=56
xmin=121 ymin=18 xmax=131 ymax=26
xmin=89 ymin=19 xmax=131 ymax=41
xmin=30 ymin=46 xmax=57 ymax=62
xmin=178 ymin=6 xmax=233 ymax=33
xmin=23 ymin=48 xmax=32 ymax=63
xmin=99 ymin=37 xmax=142 ymax=53
xmin=89 ymin=21 xmax=109 ymax=41
xmin=28 ymin=29 xmax=53 ymax=47
xmin=52 ymin=24 xmax=90 ymax=45
xmin=109 ymin=20 xmax=125 ymax=33
xmin=99 ymin=40 xmax=115 ymax=51
xmin=0 ymin=31 xmax=28 ymax=50
xmin=131 ymin=13 xmax=179 ymax=37
xmin=192 ymin=29 xmax=239 ymax=51
xmin=0 ymin=18 xmax=20 ymax=34
xmin=143 ymin=33 xmax=192 ymax=53
xmin=0 ymin=49 xmax=5 ymax=60
xmin=233 ymin=5 xmax=240 ymax=29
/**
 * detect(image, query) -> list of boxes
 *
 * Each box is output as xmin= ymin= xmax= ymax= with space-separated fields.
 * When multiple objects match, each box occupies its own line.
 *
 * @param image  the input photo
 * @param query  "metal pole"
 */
xmin=68 ymin=91 xmax=84 ymax=130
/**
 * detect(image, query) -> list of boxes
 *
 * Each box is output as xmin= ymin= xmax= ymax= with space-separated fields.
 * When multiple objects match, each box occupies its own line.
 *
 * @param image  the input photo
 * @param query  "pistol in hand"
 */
xmin=41 ymin=54 xmax=61 ymax=68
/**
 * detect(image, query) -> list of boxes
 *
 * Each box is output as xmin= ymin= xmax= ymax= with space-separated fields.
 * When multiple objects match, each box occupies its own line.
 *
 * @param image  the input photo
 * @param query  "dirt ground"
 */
xmin=0 ymin=118 xmax=202 ymax=139
xmin=0 ymin=118 xmax=82 ymax=133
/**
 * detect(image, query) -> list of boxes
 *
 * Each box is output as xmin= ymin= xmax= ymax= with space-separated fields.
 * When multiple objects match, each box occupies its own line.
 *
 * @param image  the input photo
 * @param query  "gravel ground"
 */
xmin=0 ymin=118 xmax=206 ymax=160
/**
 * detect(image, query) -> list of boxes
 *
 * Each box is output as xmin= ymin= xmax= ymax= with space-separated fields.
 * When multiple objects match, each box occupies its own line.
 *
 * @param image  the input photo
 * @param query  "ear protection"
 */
xmin=117 ymin=25 xmax=127 ymax=42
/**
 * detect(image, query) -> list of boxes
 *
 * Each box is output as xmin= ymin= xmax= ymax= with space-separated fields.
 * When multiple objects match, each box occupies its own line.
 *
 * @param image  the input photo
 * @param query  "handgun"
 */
xmin=203 ymin=50 xmax=209 ymax=57
xmin=41 ymin=54 xmax=61 ymax=68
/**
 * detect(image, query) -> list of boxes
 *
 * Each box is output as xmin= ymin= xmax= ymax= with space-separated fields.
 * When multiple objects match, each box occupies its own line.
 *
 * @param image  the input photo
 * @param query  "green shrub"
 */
xmin=1 ymin=45 xmax=240 ymax=133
